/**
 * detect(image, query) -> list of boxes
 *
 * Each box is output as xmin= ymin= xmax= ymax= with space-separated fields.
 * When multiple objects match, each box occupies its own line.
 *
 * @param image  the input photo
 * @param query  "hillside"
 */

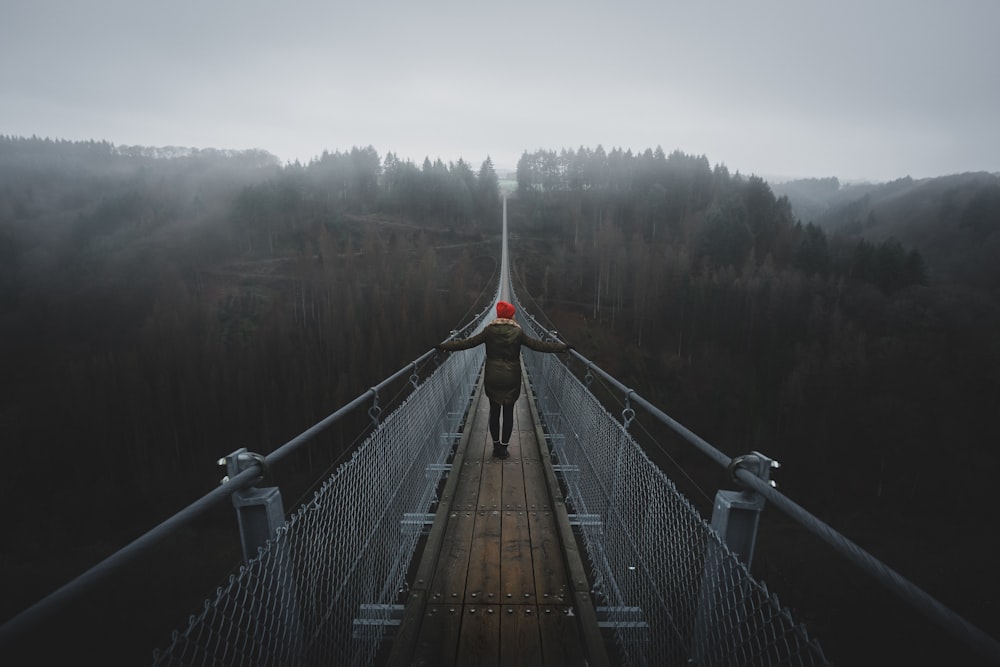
xmin=774 ymin=171 xmax=1000 ymax=291
xmin=0 ymin=136 xmax=500 ymax=662
xmin=509 ymin=147 xmax=1000 ymax=665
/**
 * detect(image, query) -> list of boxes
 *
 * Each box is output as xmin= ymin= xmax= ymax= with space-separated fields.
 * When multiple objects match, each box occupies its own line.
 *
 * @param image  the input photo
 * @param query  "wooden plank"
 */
xmin=518 ymin=397 xmax=550 ymax=513
xmin=465 ymin=425 xmax=503 ymax=603
xmin=499 ymin=418 xmax=535 ymax=604
xmin=521 ymin=423 xmax=571 ymax=604
xmin=500 ymin=429 xmax=527 ymax=511
xmin=389 ymin=380 xmax=486 ymax=667
xmin=504 ymin=403 xmax=526 ymax=461
xmin=499 ymin=605 xmax=543 ymax=667
xmin=522 ymin=364 xmax=612 ymax=667
xmin=453 ymin=438 xmax=488 ymax=511
xmin=428 ymin=511 xmax=476 ymax=605
xmin=538 ymin=605 xmax=587 ymax=667
xmin=500 ymin=510 xmax=534 ymax=603
xmin=455 ymin=605 xmax=501 ymax=667
xmin=526 ymin=510 xmax=570 ymax=605
xmin=522 ymin=455 xmax=551 ymax=511
xmin=428 ymin=394 xmax=490 ymax=606
xmin=409 ymin=604 xmax=463 ymax=667
xmin=465 ymin=508 xmax=502 ymax=604
xmin=518 ymin=392 xmax=564 ymax=603
xmin=513 ymin=399 xmax=535 ymax=438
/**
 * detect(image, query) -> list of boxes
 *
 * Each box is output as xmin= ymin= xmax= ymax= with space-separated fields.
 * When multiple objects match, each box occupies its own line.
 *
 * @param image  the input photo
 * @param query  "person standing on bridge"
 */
xmin=436 ymin=300 xmax=570 ymax=459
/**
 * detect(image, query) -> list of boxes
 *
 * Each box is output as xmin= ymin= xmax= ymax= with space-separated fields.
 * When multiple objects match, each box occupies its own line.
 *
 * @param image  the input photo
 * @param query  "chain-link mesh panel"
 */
xmin=152 ymin=340 xmax=486 ymax=666
xmin=518 ymin=314 xmax=828 ymax=667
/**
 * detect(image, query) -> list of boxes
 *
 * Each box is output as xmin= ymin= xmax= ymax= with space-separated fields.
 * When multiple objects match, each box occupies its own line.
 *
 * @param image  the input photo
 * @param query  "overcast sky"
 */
xmin=3 ymin=0 xmax=998 ymax=183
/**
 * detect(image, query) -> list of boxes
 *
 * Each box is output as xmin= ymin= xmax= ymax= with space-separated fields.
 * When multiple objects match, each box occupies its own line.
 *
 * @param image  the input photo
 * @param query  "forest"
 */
xmin=510 ymin=146 xmax=1000 ymax=664
xmin=0 ymin=136 xmax=501 ymax=662
xmin=1 ymin=136 xmax=999 ymax=665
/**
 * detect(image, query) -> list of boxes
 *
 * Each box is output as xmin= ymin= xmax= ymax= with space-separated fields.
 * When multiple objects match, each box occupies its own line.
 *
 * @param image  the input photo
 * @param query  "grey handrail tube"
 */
xmin=0 ymin=465 xmax=259 ymax=645
xmin=734 ymin=470 xmax=1000 ymax=664
xmin=0 ymin=346 xmax=446 ymax=646
xmin=533 ymin=318 xmax=1000 ymax=664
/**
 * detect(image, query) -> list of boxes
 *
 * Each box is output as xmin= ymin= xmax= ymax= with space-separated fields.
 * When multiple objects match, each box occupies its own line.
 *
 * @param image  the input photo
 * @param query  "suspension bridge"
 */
xmin=1 ymin=199 xmax=998 ymax=666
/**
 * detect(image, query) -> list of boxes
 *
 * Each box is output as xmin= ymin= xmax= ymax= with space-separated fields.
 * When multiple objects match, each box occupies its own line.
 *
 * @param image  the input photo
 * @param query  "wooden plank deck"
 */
xmin=387 ymin=369 xmax=610 ymax=667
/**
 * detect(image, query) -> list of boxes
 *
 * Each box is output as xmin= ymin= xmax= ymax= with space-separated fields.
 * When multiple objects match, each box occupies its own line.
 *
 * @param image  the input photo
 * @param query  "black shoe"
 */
xmin=496 ymin=444 xmax=510 ymax=459
xmin=492 ymin=441 xmax=503 ymax=458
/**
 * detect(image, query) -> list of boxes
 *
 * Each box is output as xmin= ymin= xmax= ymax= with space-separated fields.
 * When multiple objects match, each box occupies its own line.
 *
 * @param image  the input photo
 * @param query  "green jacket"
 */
xmin=438 ymin=318 xmax=569 ymax=405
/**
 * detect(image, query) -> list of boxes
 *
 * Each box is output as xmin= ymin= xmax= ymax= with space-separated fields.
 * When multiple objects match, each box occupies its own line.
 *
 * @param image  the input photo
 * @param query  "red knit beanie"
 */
xmin=496 ymin=301 xmax=516 ymax=319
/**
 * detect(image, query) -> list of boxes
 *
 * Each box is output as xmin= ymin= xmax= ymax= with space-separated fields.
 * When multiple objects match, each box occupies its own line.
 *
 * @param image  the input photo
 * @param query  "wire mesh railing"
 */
xmin=151 ymin=308 xmax=492 ymax=666
xmin=515 ymin=301 xmax=831 ymax=666
xmin=513 ymin=282 xmax=1000 ymax=667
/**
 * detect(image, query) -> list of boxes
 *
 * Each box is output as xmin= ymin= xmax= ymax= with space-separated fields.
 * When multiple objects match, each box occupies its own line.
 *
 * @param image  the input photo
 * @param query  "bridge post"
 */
xmin=709 ymin=450 xmax=778 ymax=568
xmin=692 ymin=451 xmax=778 ymax=663
xmin=219 ymin=448 xmax=303 ymax=660
xmin=221 ymin=448 xmax=286 ymax=562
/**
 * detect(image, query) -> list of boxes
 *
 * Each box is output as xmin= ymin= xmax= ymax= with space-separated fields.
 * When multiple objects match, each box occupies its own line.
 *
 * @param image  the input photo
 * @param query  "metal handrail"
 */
xmin=516 ymin=307 xmax=1000 ymax=665
xmin=0 ymin=305 xmax=493 ymax=648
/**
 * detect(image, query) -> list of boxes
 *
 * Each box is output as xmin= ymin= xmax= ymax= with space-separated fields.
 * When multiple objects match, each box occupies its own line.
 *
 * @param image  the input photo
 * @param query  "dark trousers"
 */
xmin=488 ymin=399 xmax=514 ymax=443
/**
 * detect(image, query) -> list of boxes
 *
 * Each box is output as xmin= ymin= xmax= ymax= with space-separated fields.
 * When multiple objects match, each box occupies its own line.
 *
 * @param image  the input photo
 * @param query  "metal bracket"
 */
xmin=621 ymin=390 xmax=636 ymax=430
xmin=401 ymin=512 xmax=437 ymax=536
xmin=352 ymin=604 xmax=405 ymax=639
xmin=728 ymin=450 xmax=780 ymax=493
xmin=218 ymin=447 xmax=285 ymax=563
xmin=711 ymin=450 xmax=779 ymax=569
xmin=553 ymin=463 xmax=581 ymax=485
xmin=596 ymin=606 xmax=649 ymax=629
xmin=218 ymin=448 xmax=269 ymax=487
xmin=568 ymin=513 xmax=602 ymax=528
xmin=368 ymin=388 xmax=382 ymax=426
xmin=425 ymin=463 xmax=452 ymax=481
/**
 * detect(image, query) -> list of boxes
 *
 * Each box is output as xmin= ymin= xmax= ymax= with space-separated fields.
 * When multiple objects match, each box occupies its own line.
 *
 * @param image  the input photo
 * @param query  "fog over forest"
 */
xmin=1 ymin=136 xmax=998 ymax=665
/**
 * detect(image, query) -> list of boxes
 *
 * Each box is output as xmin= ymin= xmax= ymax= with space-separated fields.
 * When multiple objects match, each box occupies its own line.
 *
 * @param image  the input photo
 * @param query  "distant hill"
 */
xmin=774 ymin=172 xmax=1000 ymax=290
xmin=770 ymin=176 xmax=880 ymax=224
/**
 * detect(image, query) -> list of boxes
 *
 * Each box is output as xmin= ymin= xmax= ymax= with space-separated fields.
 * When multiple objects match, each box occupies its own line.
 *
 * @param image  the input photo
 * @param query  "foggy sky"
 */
xmin=3 ymin=0 xmax=998 ymax=183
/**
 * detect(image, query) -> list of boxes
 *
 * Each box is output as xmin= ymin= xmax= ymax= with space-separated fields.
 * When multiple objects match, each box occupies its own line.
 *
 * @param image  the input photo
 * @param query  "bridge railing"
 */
xmin=514 ymin=296 xmax=1000 ymax=666
xmin=514 ymin=299 xmax=829 ymax=665
xmin=147 ymin=305 xmax=494 ymax=665
xmin=0 ymin=298 xmax=494 ymax=665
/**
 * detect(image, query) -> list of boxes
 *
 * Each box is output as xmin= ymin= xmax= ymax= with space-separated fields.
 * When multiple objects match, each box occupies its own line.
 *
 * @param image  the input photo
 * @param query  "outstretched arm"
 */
xmin=520 ymin=332 xmax=570 ymax=354
xmin=437 ymin=329 xmax=487 ymax=352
